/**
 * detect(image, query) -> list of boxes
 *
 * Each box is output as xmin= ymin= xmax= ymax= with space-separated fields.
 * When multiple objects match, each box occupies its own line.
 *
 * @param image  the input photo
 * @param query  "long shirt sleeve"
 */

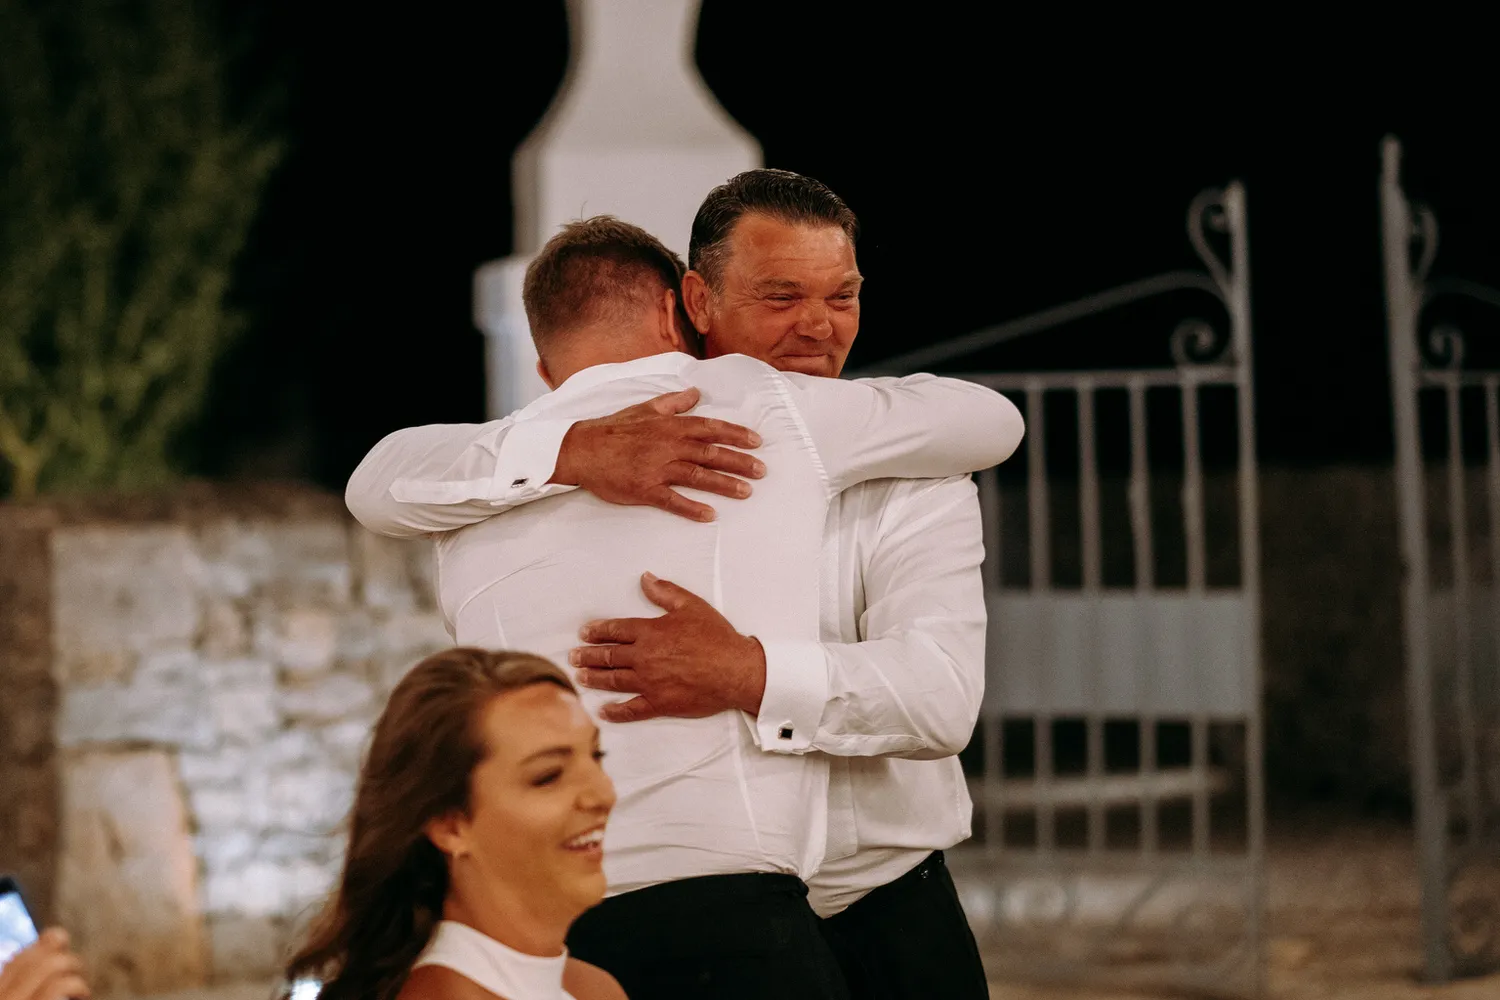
xmin=344 ymin=417 xmax=578 ymax=538
xmin=777 ymin=372 xmax=1023 ymax=493
xmin=755 ymin=475 xmax=987 ymax=759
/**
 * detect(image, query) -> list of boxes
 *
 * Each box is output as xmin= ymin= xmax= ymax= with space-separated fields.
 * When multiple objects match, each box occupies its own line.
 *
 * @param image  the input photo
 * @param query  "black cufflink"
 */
xmin=511 ymin=477 xmax=528 ymax=488
xmin=778 ymin=725 xmax=794 ymax=740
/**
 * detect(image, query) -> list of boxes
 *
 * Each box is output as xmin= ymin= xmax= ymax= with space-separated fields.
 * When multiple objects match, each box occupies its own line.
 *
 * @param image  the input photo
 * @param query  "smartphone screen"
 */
xmin=0 ymin=878 xmax=40 ymax=967
xmin=287 ymin=978 xmax=322 ymax=1000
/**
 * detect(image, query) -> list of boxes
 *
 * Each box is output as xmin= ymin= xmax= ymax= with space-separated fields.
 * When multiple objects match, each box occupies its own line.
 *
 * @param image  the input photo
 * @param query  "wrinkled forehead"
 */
xmin=725 ymin=215 xmax=860 ymax=284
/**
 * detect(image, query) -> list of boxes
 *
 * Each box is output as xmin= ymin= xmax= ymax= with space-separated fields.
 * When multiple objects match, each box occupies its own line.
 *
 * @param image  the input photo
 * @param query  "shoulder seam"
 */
xmin=765 ymin=369 xmax=834 ymax=497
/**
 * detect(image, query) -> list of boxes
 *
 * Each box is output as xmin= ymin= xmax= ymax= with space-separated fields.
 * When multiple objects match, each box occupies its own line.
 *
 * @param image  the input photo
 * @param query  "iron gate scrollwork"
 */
xmin=863 ymin=182 xmax=1265 ymax=997
xmin=1382 ymin=135 xmax=1500 ymax=983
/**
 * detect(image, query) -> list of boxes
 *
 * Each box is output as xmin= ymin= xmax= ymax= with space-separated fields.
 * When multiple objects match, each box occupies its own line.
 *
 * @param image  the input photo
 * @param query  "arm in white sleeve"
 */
xmin=756 ymin=475 xmax=986 ymax=759
xmin=344 ymin=417 xmax=578 ymax=538
xmin=776 ymin=372 xmax=1024 ymax=493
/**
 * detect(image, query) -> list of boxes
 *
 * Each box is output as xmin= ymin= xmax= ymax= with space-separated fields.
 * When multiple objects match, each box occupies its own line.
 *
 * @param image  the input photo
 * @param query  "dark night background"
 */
xmin=205 ymin=4 xmax=1499 ymax=490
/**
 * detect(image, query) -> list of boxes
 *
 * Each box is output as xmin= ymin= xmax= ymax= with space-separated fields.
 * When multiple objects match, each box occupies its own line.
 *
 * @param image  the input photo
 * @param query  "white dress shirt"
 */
xmin=347 ymin=351 xmax=1021 ymax=898
xmin=802 ymin=474 xmax=986 ymax=916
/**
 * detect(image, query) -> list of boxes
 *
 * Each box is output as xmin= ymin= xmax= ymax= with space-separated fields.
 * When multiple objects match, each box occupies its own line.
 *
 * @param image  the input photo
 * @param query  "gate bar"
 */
xmin=1486 ymin=381 xmax=1500 ymax=719
xmin=1443 ymin=377 xmax=1481 ymax=841
xmin=1381 ymin=135 xmax=1451 ymax=980
xmin=1027 ymin=384 xmax=1050 ymax=591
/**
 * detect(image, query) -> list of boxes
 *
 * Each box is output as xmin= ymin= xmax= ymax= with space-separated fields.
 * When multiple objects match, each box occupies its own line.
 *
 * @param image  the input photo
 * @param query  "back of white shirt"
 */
xmin=430 ymin=351 xmax=1022 ymax=894
xmin=439 ymin=353 xmax=835 ymax=893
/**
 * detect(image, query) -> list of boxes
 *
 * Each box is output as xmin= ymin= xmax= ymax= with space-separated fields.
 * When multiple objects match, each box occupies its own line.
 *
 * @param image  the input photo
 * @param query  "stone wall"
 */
xmin=0 ymin=485 xmax=451 ymax=991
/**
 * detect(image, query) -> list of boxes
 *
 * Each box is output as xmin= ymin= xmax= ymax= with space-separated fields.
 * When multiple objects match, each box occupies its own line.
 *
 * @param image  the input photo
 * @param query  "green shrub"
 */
xmin=0 ymin=0 xmax=282 ymax=497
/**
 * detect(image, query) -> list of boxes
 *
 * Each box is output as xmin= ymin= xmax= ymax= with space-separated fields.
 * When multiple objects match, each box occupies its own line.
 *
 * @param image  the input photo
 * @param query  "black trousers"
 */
xmin=819 ymin=851 xmax=990 ymax=1000
xmin=567 ymin=873 xmax=852 ymax=1000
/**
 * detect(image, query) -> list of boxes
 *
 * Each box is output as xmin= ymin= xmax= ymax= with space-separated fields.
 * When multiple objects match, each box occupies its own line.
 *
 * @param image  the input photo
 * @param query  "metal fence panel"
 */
xmin=863 ymin=183 xmax=1266 ymax=997
xmin=1382 ymin=135 xmax=1500 ymax=983
xmin=985 ymin=594 xmax=1253 ymax=716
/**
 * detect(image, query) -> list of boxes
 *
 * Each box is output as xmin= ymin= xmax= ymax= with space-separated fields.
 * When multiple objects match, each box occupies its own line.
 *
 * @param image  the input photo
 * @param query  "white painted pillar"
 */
xmin=476 ymin=0 xmax=761 ymax=418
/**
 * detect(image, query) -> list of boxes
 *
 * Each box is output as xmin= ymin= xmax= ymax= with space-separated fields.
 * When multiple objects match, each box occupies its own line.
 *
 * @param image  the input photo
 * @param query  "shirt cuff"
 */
xmin=387 ymin=418 xmax=578 ymax=508
xmin=486 ymin=418 xmax=578 ymax=504
xmin=753 ymin=640 xmax=829 ymax=754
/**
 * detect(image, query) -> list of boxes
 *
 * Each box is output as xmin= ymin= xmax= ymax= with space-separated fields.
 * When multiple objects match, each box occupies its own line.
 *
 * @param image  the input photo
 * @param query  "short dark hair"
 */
xmin=523 ymin=216 xmax=686 ymax=355
xmin=689 ymin=169 xmax=859 ymax=289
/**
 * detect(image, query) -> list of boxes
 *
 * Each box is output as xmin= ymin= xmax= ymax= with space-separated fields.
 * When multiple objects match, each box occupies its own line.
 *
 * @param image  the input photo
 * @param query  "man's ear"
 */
xmin=424 ymin=811 xmax=470 ymax=860
xmin=680 ymin=270 xmax=713 ymax=335
xmin=657 ymin=288 xmax=691 ymax=355
xmin=536 ymin=358 xmax=558 ymax=391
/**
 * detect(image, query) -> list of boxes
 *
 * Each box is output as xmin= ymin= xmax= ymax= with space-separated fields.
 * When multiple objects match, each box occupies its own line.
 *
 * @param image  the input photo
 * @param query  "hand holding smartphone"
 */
xmin=0 ymin=878 xmax=90 ymax=1000
xmin=0 ymin=878 xmax=38 ymax=968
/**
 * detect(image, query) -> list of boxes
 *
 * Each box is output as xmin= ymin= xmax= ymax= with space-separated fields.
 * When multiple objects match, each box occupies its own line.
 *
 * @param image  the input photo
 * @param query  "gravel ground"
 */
xmin=987 ymin=814 xmax=1500 ymax=999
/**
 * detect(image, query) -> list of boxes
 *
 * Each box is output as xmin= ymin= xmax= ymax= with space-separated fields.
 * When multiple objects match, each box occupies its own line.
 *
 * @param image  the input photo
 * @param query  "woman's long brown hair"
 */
xmin=284 ymin=647 xmax=574 ymax=1000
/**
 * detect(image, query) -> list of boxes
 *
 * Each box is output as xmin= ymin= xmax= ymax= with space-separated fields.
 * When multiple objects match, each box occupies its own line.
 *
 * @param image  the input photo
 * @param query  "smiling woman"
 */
xmin=283 ymin=648 xmax=625 ymax=1000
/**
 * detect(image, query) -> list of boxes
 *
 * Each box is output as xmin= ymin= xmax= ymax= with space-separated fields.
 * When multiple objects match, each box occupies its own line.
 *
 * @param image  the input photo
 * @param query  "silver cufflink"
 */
xmin=511 ymin=478 xmax=528 ymax=488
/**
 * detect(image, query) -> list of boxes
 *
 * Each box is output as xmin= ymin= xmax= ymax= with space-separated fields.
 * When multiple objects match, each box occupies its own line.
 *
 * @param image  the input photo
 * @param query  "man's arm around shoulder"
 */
xmin=777 ymin=371 xmax=1024 ymax=491
xmin=345 ymin=389 xmax=767 ymax=537
xmin=345 ymin=417 xmax=576 ymax=538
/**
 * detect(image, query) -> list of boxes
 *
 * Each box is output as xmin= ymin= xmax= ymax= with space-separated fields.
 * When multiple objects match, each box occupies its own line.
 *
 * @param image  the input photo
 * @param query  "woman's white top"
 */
xmin=412 ymin=920 xmax=577 ymax=1000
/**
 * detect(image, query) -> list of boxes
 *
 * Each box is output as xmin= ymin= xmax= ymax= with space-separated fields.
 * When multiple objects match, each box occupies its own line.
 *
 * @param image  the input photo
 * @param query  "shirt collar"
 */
xmin=551 ymin=352 xmax=698 ymax=397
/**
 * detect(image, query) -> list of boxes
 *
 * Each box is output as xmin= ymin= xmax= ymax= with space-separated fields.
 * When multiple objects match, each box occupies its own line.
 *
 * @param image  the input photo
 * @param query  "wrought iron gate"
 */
xmin=865 ymin=183 xmax=1265 ymax=996
xmin=1382 ymin=135 xmax=1500 ymax=982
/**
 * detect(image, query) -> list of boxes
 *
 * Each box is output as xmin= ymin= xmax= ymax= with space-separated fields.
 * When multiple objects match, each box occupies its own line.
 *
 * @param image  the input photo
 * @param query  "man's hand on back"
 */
xmin=570 ymin=572 xmax=767 ymax=722
xmin=549 ymin=388 xmax=766 ymax=523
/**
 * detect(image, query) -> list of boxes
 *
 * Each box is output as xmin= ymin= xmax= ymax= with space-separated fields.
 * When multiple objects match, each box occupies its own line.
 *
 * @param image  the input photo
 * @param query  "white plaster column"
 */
xmin=475 ymin=0 xmax=761 ymax=418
